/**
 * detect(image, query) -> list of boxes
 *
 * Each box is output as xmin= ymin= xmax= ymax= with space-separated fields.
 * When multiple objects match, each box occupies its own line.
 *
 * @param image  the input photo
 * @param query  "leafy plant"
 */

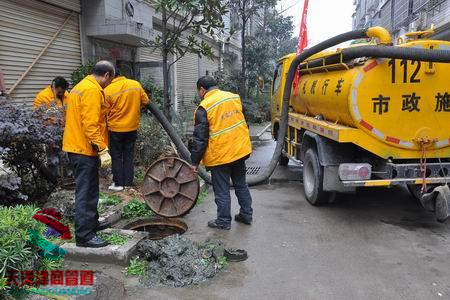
xmin=122 ymin=199 xmax=153 ymax=219
xmin=71 ymin=60 xmax=96 ymax=87
xmin=135 ymin=112 xmax=171 ymax=167
xmin=196 ymin=190 xmax=208 ymax=205
xmin=100 ymin=193 xmax=123 ymax=206
xmin=217 ymin=256 xmax=228 ymax=268
xmin=148 ymin=0 xmax=228 ymax=119
xmin=98 ymin=232 xmax=129 ymax=246
xmin=0 ymin=101 xmax=66 ymax=205
xmin=134 ymin=168 xmax=146 ymax=185
xmin=0 ymin=205 xmax=64 ymax=297
xmin=126 ymin=256 xmax=147 ymax=276
xmin=140 ymin=77 xmax=163 ymax=106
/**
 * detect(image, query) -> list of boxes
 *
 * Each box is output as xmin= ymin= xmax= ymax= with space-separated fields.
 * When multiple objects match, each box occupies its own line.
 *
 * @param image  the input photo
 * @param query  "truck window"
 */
xmin=272 ymin=62 xmax=283 ymax=94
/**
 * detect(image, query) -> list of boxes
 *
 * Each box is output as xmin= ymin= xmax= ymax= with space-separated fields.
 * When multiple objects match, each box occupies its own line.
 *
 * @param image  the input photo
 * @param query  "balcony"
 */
xmin=82 ymin=0 xmax=154 ymax=46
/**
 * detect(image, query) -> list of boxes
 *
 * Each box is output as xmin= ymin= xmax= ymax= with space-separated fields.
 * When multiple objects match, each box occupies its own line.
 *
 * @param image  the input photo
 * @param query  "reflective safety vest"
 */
xmin=196 ymin=89 xmax=252 ymax=167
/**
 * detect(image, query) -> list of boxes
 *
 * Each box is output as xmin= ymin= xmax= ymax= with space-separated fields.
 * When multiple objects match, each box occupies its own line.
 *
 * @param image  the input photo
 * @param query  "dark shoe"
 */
xmin=207 ymin=220 xmax=231 ymax=230
xmin=94 ymin=220 xmax=111 ymax=232
xmin=76 ymin=235 xmax=110 ymax=248
xmin=234 ymin=214 xmax=252 ymax=225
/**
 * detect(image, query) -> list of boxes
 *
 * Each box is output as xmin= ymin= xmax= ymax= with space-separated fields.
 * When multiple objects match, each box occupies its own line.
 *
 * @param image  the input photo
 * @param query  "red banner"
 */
xmin=293 ymin=0 xmax=309 ymax=96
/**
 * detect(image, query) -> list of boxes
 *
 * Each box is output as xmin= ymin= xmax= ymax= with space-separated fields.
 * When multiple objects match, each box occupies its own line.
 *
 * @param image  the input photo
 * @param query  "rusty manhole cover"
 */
xmin=142 ymin=157 xmax=199 ymax=217
xmin=123 ymin=217 xmax=188 ymax=240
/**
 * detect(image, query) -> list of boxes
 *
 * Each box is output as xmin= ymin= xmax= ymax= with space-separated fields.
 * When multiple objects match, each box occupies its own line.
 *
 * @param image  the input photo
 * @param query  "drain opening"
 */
xmin=246 ymin=166 xmax=261 ymax=175
xmin=124 ymin=217 xmax=187 ymax=240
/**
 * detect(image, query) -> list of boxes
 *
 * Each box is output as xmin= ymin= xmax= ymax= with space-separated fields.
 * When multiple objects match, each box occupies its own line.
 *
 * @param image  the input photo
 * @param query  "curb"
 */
xmin=62 ymin=228 xmax=148 ymax=266
xmin=251 ymin=123 xmax=271 ymax=141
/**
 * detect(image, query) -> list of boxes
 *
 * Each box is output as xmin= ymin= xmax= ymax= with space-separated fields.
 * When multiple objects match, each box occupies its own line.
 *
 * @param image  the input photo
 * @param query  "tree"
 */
xmin=151 ymin=0 xmax=228 ymax=119
xmin=244 ymin=10 xmax=294 ymax=94
xmin=228 ymin=0 xmax=277 ymax=99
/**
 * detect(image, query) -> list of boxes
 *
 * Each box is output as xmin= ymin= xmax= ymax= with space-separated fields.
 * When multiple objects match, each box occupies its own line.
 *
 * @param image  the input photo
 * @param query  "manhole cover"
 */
xmin=142 ymin=157 xmax=199 ymax=217
xmin=123 ymin=217 xmax=187 ymax=240
xmin=246 ymin=166 xmax=260 ymax=175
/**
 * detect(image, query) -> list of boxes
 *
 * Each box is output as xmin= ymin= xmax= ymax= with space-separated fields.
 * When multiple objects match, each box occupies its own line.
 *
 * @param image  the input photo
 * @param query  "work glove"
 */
xmin=99 ymin=148 xmax=112 ymax=168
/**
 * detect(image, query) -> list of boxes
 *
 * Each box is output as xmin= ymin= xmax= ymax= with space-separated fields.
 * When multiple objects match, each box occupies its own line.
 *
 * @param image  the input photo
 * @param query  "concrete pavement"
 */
xmin=125 ymin=139 xmax=450 ymax=300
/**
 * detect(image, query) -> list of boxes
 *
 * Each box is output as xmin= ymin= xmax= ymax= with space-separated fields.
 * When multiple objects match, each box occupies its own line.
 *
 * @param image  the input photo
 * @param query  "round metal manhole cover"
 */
xmin=142 ymin=157 xmax=199 ymax=217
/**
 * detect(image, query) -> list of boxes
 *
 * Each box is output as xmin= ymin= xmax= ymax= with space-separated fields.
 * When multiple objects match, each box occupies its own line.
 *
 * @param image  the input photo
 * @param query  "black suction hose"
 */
xmin=149 ymin=28 xmax=450 ymax=186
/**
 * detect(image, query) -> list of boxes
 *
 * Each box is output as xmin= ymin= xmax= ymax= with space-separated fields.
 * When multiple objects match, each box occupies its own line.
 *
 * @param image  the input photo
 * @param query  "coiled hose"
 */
xmin=149 ymin=28 xmax=450 ymax=186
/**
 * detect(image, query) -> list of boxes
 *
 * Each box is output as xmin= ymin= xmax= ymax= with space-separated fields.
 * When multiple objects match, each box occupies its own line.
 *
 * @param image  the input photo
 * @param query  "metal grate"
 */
xmin=246 ymin=166 xmax=261 ymax=175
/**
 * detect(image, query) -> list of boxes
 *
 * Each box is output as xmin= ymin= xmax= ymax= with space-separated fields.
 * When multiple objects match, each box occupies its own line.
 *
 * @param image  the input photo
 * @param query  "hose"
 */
xmin=149 ymin=27 xmax=450 ymax=186
xmin=300 ymin=45 xmax=450 ymax=69
xmin=147 ymin=102 xmax=211 ymax=182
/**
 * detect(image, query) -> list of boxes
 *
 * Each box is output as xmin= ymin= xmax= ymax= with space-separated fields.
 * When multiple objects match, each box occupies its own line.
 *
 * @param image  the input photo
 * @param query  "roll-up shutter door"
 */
xmin=199 ymin=55 xmax=219 ymax=77
xmin=138 ymin=46 xmax=164 ymax=88
xmin=40 ymin=0 xmax=81 ymax=12
xmin=176 ymin=52 xmax=199 ymax=113
xmin=0 ymin=0 xmax=81 ymax=105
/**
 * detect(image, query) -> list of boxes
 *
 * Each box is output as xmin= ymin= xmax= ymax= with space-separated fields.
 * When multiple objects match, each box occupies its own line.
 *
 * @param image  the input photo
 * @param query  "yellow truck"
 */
xmin=271 ymin=28 xmax=450 ymax=215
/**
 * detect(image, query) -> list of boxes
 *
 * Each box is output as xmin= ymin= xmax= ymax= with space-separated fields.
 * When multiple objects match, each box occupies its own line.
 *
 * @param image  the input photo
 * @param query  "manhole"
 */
xmin=123 ymin=217 xmax=188 ymax=240
xmin=246 ymin=166 xmax=260 ymax=175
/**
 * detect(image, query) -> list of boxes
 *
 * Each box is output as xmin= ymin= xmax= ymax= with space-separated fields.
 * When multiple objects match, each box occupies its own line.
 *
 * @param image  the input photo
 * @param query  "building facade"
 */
xmin=353 ymin=0 xmax=450 ymax=40
xmin=0 ymin=0 xmax=240 ymax=113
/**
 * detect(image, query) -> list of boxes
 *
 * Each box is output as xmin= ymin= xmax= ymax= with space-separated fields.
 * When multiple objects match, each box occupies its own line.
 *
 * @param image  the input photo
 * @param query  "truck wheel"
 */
xmin=303 ymin=148 xmax=335 ymax=206
xmin=279 ymin=154 xmax=289 ymax=166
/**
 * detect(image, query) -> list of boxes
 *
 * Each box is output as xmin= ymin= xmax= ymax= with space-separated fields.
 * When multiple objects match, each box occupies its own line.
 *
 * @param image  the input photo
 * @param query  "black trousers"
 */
xmin=109 ymin=131 xmax=137 ymax=186
xmin=209 ymin=158 xmax=253 ymax=226
xmin=68 ymin=153 xmax=100 ymax=242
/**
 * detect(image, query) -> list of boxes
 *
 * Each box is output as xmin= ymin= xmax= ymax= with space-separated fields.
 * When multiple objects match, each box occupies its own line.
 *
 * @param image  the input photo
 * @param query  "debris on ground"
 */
xmin=43 ymin=188 xmax=75 ymax=219
xmin=137 ymin=235 xmax=226 ymax=287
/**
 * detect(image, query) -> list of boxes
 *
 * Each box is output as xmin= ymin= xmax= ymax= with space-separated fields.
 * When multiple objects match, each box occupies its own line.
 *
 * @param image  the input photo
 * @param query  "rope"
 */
xmin=420 ymin=141 xmax=427 ymax=193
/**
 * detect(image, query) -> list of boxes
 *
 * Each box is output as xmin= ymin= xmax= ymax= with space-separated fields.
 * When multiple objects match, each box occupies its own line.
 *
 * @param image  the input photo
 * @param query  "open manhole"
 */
xmin=123 ymin=217 xmax=188 ymax=240
xmin=246 ymin=166 xmax=260 ymax=175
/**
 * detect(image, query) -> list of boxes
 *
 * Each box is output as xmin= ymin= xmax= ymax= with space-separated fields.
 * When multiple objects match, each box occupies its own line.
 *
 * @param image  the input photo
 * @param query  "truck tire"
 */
xmin=302 ymin=148 xmax=335 ymax=206
xmin=279 ymin=154 xmax=289 ymax=166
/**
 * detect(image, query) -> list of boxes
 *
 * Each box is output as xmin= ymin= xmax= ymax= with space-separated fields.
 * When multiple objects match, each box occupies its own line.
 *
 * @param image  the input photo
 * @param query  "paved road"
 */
xmin=126 ymin=139 xmax=450 ymax=300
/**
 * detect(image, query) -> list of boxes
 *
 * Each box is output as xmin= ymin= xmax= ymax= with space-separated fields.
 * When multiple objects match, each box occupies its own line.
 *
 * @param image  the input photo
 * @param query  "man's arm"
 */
xmin=80 ymin=89 xmax=107 ymax=151
xmin=190 ymin=107 xmax=209 ymax=166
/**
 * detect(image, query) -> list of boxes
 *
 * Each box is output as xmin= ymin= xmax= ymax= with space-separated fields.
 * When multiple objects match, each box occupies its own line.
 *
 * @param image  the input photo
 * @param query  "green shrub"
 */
xmin=135 ymin=113 xmax=171 ymax=167
xmin=126 ymin=256 xmax=147 ymax=276
xmin=98 ymin=232 xmax=129 ymax=246
xmin=243 ymin=94 xmax=271 ymax=124
xmin=71 ymin=60 xmax=96 ymax=87
xmin=122 ymin=199 xmax=153 ymax=219
xmin=0 ymin=205 xmax=64 ymax=297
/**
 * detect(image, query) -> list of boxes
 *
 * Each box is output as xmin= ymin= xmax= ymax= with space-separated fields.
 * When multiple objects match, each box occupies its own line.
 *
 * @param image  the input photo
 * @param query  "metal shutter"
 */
xmin=138 ymin=46 xmax=164 ymax=88
xmin=199 ymin=55 xmax=219 ymax=77
xmin=0 ymin=0 xmax=81 ymax=105
xmin=40 ymin=0 xmax=81 ymax=12
xmin=176 ymin=52 xmax=199 ymax=113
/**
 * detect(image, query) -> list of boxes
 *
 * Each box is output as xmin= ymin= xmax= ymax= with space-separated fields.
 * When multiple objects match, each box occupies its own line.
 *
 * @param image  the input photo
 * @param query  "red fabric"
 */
xmin=293 ymin=0 xmax=309 ymax=96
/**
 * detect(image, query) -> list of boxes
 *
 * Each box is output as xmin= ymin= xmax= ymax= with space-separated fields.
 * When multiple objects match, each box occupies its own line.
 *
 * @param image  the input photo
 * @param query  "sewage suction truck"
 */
xmin=271 ymin=27 xmax=450 ymax=221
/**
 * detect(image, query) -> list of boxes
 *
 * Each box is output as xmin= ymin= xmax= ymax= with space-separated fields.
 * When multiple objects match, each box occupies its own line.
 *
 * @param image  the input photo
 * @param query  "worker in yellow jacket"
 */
xmin=63 ymin=61 xmax=114 ymax=248
xmin=191 ymin=76 xmax=253 ymax=230
xmin=33 ymin=77 xmax=69 ymax=109
xmin=104 ymin=71 xmax=149 ymax=191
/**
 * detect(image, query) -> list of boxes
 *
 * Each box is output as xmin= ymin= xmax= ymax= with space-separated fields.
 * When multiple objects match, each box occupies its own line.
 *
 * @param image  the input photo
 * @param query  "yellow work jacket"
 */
xmin=33 ymin=86 xmax=69 ymax=109
xmin=62 ymin=75 xmax=108 ymax=157
xmin=104 ymin=76 xmax=149 ymax=132
xmin=196 ymin=89 xmax=252 ymax=167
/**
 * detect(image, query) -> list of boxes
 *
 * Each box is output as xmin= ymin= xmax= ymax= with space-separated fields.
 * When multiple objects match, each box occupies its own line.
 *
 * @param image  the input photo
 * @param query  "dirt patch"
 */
xmin=137 ymin=235 xmax=226 ymax=288
xmin=43 ymin=188 xmax=75 ymax=219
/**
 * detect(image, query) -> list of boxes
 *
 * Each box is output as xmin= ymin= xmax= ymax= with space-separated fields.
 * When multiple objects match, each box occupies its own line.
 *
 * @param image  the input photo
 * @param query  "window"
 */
xmin=272 ymin=62 xmax=283 ymax=94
